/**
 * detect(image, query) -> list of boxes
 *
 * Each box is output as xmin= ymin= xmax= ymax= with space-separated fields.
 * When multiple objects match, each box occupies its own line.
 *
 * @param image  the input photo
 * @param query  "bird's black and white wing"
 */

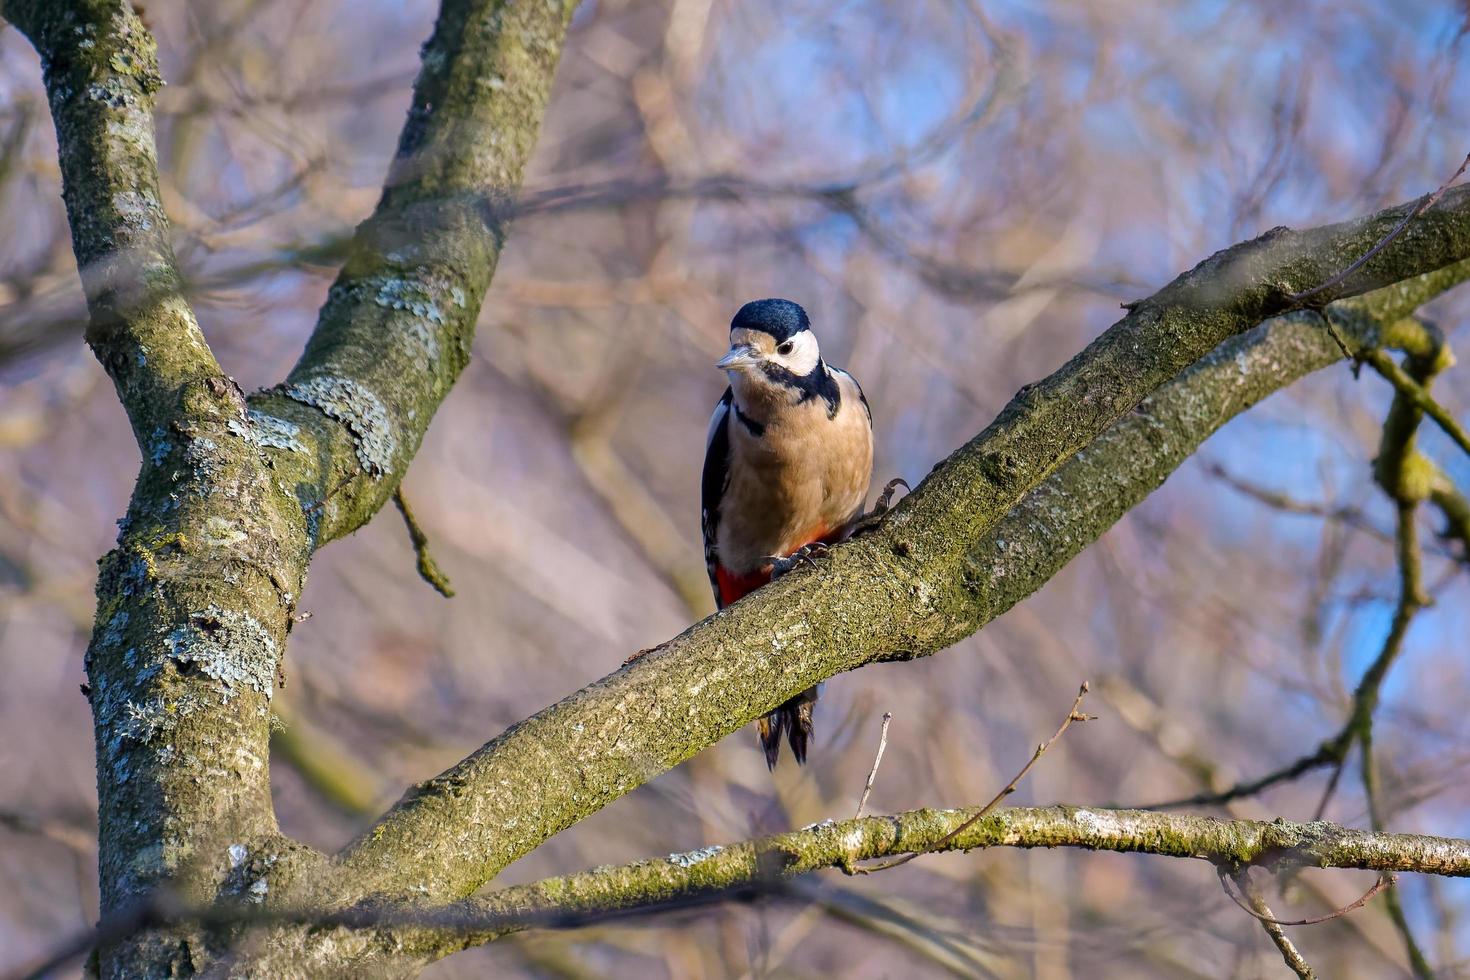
xmin=829 ymin=364 xmax=871 ymax=424
xmin=700 ymin=388 xmax=734 ymax=606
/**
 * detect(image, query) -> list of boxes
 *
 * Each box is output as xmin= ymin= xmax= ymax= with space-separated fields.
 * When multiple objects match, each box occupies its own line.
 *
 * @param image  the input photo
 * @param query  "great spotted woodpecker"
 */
xmin=702 ymin=299 xmax=874 ymax=768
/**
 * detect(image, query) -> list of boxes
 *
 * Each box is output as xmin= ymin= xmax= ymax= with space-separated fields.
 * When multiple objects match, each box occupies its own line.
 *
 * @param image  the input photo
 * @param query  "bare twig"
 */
xmin=1363 ymin=725 xmax=1437 ymax=979
xmin=1359 ymin=504 xmax=1437 ymax=978
xmin=1312 ymin=757 xmax=1349 ymax=822
xmin=302 ymin=474 xmax=354 ymax=517
xmin=392 ymin=487 xmax=455 ymax=598
xmin=1219 ymin=869 xmax=1396 ymax=927
xmin=1147 ymin=742 xmax=1340 ymax=810
xmin=854 ymin=712 xmax=893 ymax=820
xmin=847 ymin=683 xmax=1092 ymax=873
xmin=1232 ymin=871 xmax=1318 ymax=979
xmin=1204 ymin=460 xmax=1393 ymax=544
xmin=1318 ymin=309 xmax=1360 ymax=363
xmin=1289 ymin=153 xmax=1470 ymax=303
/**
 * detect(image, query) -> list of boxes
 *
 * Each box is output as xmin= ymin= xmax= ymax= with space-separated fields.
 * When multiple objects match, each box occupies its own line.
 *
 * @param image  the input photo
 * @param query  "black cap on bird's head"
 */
xmin=718 ymin=298 xmax=821 ymax=376
xmin=730 ymin=298 xmax=810 ymax=342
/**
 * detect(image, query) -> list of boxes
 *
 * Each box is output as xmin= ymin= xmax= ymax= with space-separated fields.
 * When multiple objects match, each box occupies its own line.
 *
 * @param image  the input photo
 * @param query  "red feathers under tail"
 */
xmin=758 ymin=686 xmax=819 ymax=769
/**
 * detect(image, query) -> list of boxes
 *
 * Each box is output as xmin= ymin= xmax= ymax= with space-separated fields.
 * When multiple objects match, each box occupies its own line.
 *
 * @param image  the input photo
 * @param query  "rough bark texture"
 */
xmin=9 ymin=0 xmax=1470 ymax=975
xmin=3 ymin=0 xmax=579 ymax=974
xmin=462 ymin=804 xmax=1470 ymax=939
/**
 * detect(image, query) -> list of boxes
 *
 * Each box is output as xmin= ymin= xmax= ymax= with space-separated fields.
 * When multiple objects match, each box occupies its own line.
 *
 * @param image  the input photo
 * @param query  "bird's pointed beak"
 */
xmin=716 ymin=344 xmax=760 ymax=372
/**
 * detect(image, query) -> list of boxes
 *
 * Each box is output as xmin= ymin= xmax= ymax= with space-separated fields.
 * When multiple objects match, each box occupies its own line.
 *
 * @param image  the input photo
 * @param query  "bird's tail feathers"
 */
xmin=759 ymin=687 xmax=819 ymax=769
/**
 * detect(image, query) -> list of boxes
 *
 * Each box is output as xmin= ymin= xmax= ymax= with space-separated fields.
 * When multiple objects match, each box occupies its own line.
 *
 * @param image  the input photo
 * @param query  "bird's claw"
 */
xmin=768 ymin=541 xmax=830 ymax=579
xmin=873 ymin=477 xmax=910 ymax=513
xmin=851 ymin=477 xmax=910 ymax=535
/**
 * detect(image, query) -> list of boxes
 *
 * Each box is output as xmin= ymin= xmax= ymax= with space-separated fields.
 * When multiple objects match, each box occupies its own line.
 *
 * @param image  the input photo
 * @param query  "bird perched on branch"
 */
xmin=702 ymin=298 xmax=875 ymax=768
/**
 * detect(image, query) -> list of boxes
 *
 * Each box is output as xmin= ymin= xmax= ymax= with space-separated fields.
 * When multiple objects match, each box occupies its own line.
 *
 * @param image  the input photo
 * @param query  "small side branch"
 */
xmin=1229 ymin=874 xmax=1319 ymax=979
xmin=1221 ymin=869 xmax=1394 ymax=927
xmin=848 ymin=683 xmax=1092 ymax=873
xmin=853 ymin=712 xmax=892 ymax=820
xmin=1289 ymin=153 xmax=1470 ymax=304
xmin=1147 ymin=741 xmax=1342 ymax=811
xmin=393 ymin=487 xmax=455 ymax=598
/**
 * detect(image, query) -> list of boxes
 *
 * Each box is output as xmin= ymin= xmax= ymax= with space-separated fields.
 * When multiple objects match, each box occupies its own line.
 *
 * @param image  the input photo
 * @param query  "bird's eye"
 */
xmin=776 ymin=341 xmax=795 ymax=356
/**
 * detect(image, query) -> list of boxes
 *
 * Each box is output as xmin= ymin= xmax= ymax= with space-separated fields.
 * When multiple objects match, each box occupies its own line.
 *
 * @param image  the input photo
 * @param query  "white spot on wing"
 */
xmin=705 ymin=397 xmax=729 ymax=451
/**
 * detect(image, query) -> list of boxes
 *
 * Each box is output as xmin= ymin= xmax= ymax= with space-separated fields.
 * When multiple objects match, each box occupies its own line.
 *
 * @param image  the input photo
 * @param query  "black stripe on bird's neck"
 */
xmin=759 ymin=358 xmax=841 ymax=419
xmin=733 ymin=403 xmax=765 ymax=436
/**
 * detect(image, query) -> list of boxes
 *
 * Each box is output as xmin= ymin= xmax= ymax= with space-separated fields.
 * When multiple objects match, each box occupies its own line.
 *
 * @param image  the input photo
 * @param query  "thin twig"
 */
xmin=1289 ymin=153 xmax=1470 ymax=303
xmin=1146 ymin=741 xmax=1340 ymax=810
xmin=1204 ymin=461 xmax=1390 ymax=542
xmin=1359 ymin=501 xmax=1437 ymax=978
xmin=302 ymin=474 xmax=353 ymax=516
xmin=1219 ymin=869 xmax=1396 ymax=927
xmin=1318 ymin=309 xmax=1359 ymax=364
xmin=1232 ymin=871 xmax=1318 ymax=979
xmin=1146 ymin=500 xmax=1432 ymax=816
xmin=1362 ymin=725 xmax=1437 ymax=979
xmin=848 ymin=683 xmax=1092 ymax=873
xmin=392 ymin=486 xmax=455 ymax=598
xmin=854 ymin=712 xmax=893 ymax=820
xmin=1311 ymin=757 xmax=1348 ymax=821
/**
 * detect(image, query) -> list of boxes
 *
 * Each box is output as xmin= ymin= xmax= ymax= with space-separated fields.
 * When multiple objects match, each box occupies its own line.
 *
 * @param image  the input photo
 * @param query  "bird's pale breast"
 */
xmin=716 ymin=372 xmax=873 ymax=575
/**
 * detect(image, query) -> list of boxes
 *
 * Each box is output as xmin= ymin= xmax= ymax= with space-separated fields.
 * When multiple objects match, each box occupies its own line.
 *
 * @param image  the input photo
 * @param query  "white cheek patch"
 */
xmin=774 ymin=330 xmax=820 ymax=375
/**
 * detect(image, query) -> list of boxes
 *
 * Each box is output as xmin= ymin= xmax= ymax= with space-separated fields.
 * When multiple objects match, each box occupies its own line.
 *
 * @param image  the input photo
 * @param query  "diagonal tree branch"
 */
xmin=337 ymin=198 xmax=1470 ymax=907
xmin=247 ymin=0 xmax=583 ymax=548
xmin=1234 ymin=874 xmax=1319 ymax=979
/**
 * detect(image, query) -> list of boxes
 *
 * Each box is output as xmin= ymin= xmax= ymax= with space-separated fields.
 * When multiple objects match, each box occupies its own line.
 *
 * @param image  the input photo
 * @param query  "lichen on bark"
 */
xmin=3 ymin=0 xmax=582 ymax=974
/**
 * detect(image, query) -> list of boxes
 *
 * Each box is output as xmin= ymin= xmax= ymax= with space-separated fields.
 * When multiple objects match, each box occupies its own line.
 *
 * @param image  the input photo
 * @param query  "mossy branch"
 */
xmin=1361 ymin=348 xmax=1470 ymax=460
xmin=338 ymin=197 xmax=1470 ymax=907
xmin=6 ymin=7 xmax=323 ymax=967
xmin=386 ymin=805 xmax=1470 ymax=959
xmin=249 ymin=0 xmax=583 ymax=548
xmin=1358 ymin=330 xmax=1443 ymax=979
xmin=26 ymin=804 xmax=1470 ymax=977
